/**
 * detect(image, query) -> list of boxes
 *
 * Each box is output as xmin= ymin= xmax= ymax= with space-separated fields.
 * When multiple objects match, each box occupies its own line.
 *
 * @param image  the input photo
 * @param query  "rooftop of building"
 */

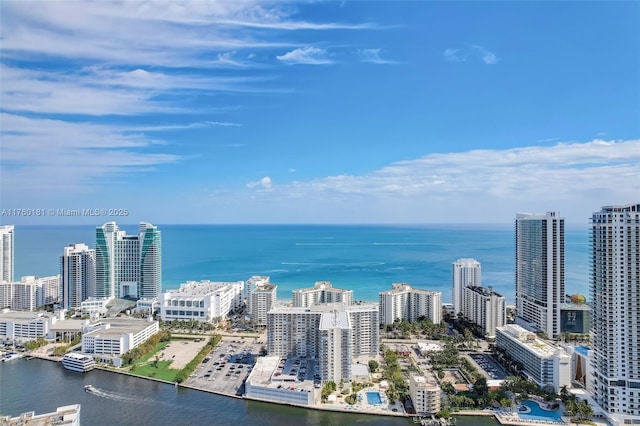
xmin=561 ymin=303 xmax=591 ymax=311
xmin=247 ymin=356 xmax=316 ymax=392
xmin=292 ymin=281 xmax=352 ymax=293
xmin=319 ymin=310 xmax=350 ymax=330
xmin=84 ymin=317 xmax=157 ymax=337
xmin=254 ymin=283 xmax=276 ymax=292
xmin=268 ymin=302 xmax=377 ymax=315
xmin=496 ymin=324 xmax=565 ymax=358
xmin=466 ymin=286 xmax=504 ymax=297
xmin=380 ymin=283 xmax=440 ymax=296
xmin=410 ymin=375 xmax=440 ymax=390
xmin=164 ymin=280 xmax=243 ymax=297
xmin=1 ymin=404 xmax=81 ymax=426
xmin=0 ymin=309 xmax=60 ymax=322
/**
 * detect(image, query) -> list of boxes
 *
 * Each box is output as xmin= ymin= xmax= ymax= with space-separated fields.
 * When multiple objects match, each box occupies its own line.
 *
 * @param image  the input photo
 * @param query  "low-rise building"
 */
xmin=81 ymin=317 xmax=159 ymax=362
xmin=80 ymin=297 xmax=112 ymax=316
xmin=495 ymin=324 xmax=571 ymax=392
xmin=159 ymin=280 xmax=243 ymax=322
xmin=379 ymin=283 xmax=442 ymax=325
xmin=410 ymin=375 xmax=441 ymax=415
xmin=0 ymin=309 xmax=66 ymax=342
xmin=0 ymin=404 xmax=81 ymax=426
xmin=135 ymin=298 xmax=158 ymax=315
xmin=292 ymin=281 xmax=353 ymax=308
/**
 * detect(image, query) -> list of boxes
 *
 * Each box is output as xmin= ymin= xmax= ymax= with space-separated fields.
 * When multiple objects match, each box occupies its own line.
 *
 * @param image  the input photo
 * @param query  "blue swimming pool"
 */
xmin=366 ymin=392 xmax=382 ymax=405
xmin=518 ymin=400 xmax=562 ymax=422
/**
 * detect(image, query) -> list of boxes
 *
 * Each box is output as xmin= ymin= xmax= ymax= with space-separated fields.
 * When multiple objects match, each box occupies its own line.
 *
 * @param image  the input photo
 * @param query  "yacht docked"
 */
xmin=61 ymin=353 xmax=96 ymax=372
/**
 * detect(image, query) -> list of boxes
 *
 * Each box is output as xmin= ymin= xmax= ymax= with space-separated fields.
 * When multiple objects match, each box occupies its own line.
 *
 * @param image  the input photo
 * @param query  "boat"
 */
xmin=84 ymin=385 xmax=96 ymax=393
xmin=61 ymin=353 xmax=96 ymax=372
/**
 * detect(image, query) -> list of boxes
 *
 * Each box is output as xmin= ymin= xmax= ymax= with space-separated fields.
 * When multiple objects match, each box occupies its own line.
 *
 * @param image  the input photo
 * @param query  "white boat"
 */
xmin=61 ymin=353 xmax=96 ymax=372
xmin=84 ymin=385 xmax=96 ymax=393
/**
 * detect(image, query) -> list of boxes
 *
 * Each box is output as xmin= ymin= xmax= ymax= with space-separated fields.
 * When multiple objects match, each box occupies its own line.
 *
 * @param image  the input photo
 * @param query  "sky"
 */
xmin=1 ymin=0 xmax=639 ymax=225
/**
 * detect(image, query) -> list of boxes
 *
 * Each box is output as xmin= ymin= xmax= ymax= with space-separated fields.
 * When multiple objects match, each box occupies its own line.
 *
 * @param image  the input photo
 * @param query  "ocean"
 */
xmin=13 ymin=224 xmax=590 ymax=304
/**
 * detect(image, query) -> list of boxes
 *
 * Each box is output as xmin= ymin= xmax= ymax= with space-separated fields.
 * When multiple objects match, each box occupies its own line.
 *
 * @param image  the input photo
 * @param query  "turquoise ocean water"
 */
xmin=13 ymin=224 xmax=590 ymax=304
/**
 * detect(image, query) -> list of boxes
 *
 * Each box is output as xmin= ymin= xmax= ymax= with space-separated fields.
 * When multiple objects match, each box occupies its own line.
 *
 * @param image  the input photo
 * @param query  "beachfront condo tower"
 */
xmin=61 ymin=243 xmax=96 ymax=309
xmin=452 ymin=258 xmax=481 ymax=316
xmin=0 ymin=225 xmax=15 ymax=283
xmin=589 ymin=203 xmax=640 ymax=424
xmin=95 ymin=222 xmax=161 ymax=300
xmin=515 ymin=211 xmax=564 ymax=339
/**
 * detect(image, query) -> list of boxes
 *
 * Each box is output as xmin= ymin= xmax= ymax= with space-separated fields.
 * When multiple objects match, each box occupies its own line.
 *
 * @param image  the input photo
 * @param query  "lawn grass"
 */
xmin=128 ymin=340 xmax=180 ymax=382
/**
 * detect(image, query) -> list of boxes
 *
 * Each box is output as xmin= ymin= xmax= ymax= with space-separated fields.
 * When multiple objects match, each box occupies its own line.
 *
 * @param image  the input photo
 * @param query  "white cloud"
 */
xmin=357 ymin=48 xmax=398 ymax=64
xmin=246 ymin=176 xmax=273 ymax=189
xmin=445 ymin=45 xmax=499 ymax=65
xmin=277 ymin=46 xmax=333 ymax=65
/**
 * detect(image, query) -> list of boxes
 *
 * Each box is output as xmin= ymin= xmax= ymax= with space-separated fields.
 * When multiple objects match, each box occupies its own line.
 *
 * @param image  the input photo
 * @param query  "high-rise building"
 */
xmin=0 ymin=225 xmax=14 ymax=283
xmin=452 ymin=258 xmax=481 ymax=316
xmin=515 ymin=212 xmax=564 ymax=339
xmin=266 ymin=303 xmax=379 ymax=382
xmin=379 ymin=283 xmax=442 ymax=325
xmin=249 ymin=282 xmax=277 ymax=327
xmin=0 ymin=275 xmax=61 ymax=311
xmin=95 ymin=222 xmax=161 ymax=299
xmin=292 ymin=281 xmax=353 ymax=308
xmin=589 ymin=203 xmax=640 ymax=424
xmin=462 ymin=286 xmax=506 ymax=339
xmin=61 ymin=243 xmax=96 ymax=310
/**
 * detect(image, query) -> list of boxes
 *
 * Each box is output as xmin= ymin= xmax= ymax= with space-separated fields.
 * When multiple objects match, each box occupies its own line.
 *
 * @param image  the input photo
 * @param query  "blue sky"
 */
xmin=1 ymin=1 xmax=638 ymax=225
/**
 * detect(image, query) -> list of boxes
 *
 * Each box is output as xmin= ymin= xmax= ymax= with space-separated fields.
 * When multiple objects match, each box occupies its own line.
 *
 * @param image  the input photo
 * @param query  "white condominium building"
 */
xmin=266 ymin=303 xmax=379 ymax=382
xmin=95 ymin=222 xmax=162 ymax=300
xmin=410 ymin=375 xmax=441 ymax=415
xmin=61 ymin=243 xmax=96 ymax=310
xmin=0 ymin=225 xmax=14 ymax=283
xmin=463 ymin=286 xmax=506 ymax=339
xmin=452 ymin=258 xmax=481 ymax=316
xmin=246 ymin=276 xmax=270 ymax=307
xmin=495 ymin=324 xmax=570 ymax=393
xmin=82 ymin=317 xmax=159 ymax=357
xmin=515 ymin=212 xmax=565 ymax=339
xmin=292 ymin=281 xmax=354 ymax=308
xmin=249 ymin=282 xmax=277 ymax=327
xmin=589 ymin=203 xmax=640 ymax=424
xmin=159 ymin=280 xmax=244 ymax=322
xmin=0 ymin=276 xmax=61 ymax=311
xmin=379 ymin=283 xmax=442 ymax=325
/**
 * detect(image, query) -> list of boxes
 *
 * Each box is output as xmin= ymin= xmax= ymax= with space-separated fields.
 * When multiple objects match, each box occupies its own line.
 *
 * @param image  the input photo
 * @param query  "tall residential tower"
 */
xmin=452 ymin=258 xmax=481 ymax=316
xmin=515 ymin=212 xmax=564 ymax=339
xmin=589 ymin=203 xmax=640 ymax=424
xmin=61 ymin=243 xmax=96 ymax=310
xmin=0 ymin=225 xmax=14 ymax=283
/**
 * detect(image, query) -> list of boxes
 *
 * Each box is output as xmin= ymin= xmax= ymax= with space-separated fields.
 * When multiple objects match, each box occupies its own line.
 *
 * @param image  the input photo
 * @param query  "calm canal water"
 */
xmin=0 ymin=358 xmax=498 ymax=425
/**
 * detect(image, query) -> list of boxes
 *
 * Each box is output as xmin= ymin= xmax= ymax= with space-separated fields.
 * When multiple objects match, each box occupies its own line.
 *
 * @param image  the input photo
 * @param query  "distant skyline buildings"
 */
xmin=452 ymin=258 xmax=481 ymax=316
xmin=0 ymin=225 xmax=14 ymax=283
xmin=95 ymin=222 xmax=162 ymax=300
xmin=589 ymin=203 xmax=640 ymax=423
xmin=515 ymin=212 xmax=565 ymax=339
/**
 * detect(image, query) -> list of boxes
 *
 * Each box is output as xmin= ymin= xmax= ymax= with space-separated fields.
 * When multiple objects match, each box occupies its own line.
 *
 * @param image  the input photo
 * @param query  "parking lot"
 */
xmin=185 ymin=336 xmax=264 ymax=396
xmin=468 ymin=353 xmax=509 ymax=380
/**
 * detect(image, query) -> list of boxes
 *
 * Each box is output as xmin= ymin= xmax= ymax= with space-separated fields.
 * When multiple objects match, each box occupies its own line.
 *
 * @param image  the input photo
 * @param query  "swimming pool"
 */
xmin=518 ymin=400 xmax=562 ymax=422
xmin=366 ymin=392 xmax=382 ymax=405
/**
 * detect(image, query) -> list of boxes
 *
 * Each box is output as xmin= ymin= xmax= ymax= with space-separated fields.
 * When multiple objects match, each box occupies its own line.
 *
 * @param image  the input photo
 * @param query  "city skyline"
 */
xmin=1 ymin=1 xmax=639 ymax=225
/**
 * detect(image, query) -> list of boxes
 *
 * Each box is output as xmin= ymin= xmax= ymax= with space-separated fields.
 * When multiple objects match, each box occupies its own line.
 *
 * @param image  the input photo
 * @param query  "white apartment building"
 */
xmin=410 ymin=375 xmax=441 ymax=415
xmin=515 ymin=212 xmax=565 ymax=339
xmin=246 ymin=276 xmax=270 ymax=308
xmin=82 ymin=317 xmax=159 ymax=358
xmin=495 ymin=324 xmax=570 ymax=393
xmin=0 ymin=225 xmax=14 ymax=283
xmin=379 ymin=283 xmax=442 ymax=325
xmin=0 ymin=276 xmax=61 ymax=311
xmin=135 ymin=298 xmax=159 ymax=315
xmin=589 ymin=203 xmax=640 ymax=425
xmin=452 ymin=258 xmax=481 ymax=316
xmin=61 ymin=243 xmax=95 ymax=310
xmin=0 ymin=309 xmax=66 ymax=342
xmin=292 ymin=281 xmax=353 ymax=308
xmin=463 ymin=286 xmax=506 ymax=339
xmin=266 ymin=303 xmax=379 ymax=382
xmin=95 ymin=222 xmax=162 ymax=299
xmin=159 ymin=280 xmax=244 ymax=322
xmin=249 ymin=282 xmax=277 ymax=327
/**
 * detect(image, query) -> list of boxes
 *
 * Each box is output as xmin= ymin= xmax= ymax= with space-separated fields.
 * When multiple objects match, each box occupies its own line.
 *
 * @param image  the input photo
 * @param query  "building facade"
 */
xmin=410 ymin=375 xmax=441 ymax=415
xmin=560 ymin=303 xmax=591 ymax=335
xmin=462 ymin=286 xmax=506 ymax=339
xmin=61 ymin=244 xmax=96 ymax=310
xmin=0 ymin=276 xmax=61 ymax=311
xmin=379 ymin=283 xmax=442 ymax=325
xmin=589 ymin=203 xmax=640 ymax=424
xmin=292 ymin=281 xmax=354 ymax=308
xmin=82 ymin=318 xmax=159 ymax=358
xmin=249 ymin=282 xmax=277 ymax=327
xmin=266 ymin=303 xmax=379 ymax=382
xmin=95 ymin=222 xmax=161 ymax=300
xmin=515 ymin=211 xmax=565 ymax=339
xmin=0 ymin=309 xmax=66 ymax=342
xmin=452 ymin=258 xmax=481 ymax=316
xmin=0 ymin=225 xmax=14 ymax=283
xmin=159 ymin=280 xmax=244 ymax=322
xmin=495 ymin=324 xmax=571 ymax=392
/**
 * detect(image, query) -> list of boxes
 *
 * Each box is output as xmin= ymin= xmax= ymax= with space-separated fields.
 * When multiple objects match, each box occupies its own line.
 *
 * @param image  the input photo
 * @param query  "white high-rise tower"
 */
xmin=515 ymin=212 xmax=564 ymax=339
xmin=590 ymin=203 xmax=640 ymax=424
xmin=451 ymin=258 xmax=481 ymax=316
xmin=61 ymin=243 xmax=95 ymax=309
xmin=0 ymin=225 xmax=14 ymax=283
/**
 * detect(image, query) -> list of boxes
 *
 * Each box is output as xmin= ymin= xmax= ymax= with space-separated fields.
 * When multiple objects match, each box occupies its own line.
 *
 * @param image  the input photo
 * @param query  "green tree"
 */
xmin=368 ymin=359 xmax=379 ymax=372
